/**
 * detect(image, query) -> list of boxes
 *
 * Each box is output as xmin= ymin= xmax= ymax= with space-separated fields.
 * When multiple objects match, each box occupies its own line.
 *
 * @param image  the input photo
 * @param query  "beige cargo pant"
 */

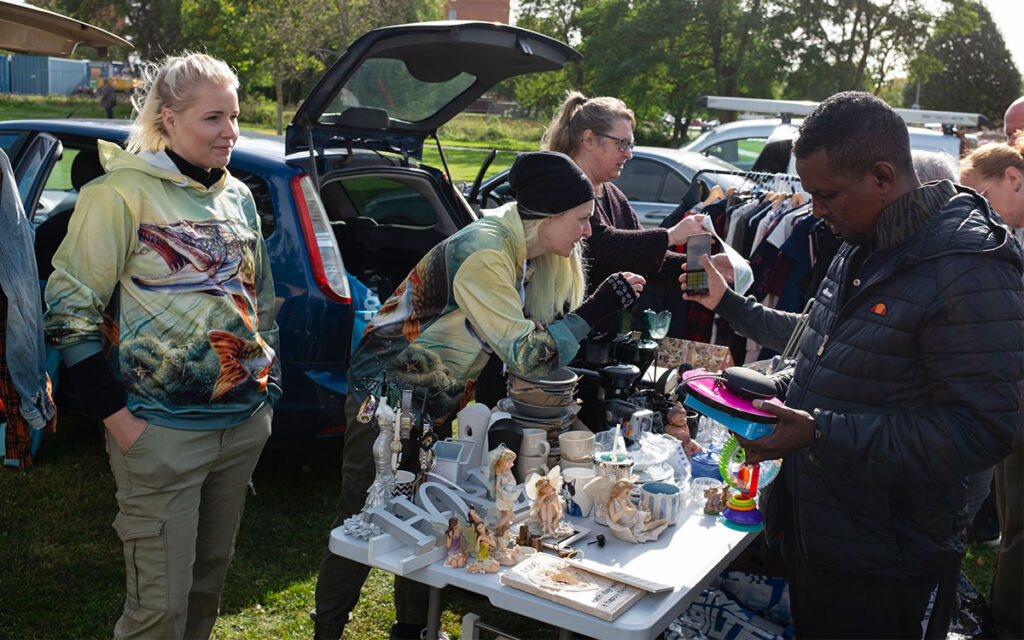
xmin=105 ymin=405 xmax=272 ymax=640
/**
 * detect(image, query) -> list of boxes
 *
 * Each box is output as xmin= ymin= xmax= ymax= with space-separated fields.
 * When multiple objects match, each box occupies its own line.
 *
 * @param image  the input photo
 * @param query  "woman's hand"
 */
xmin=103 ymin=407 xmax=147 ymax=454
xmin=667 ymin=213 xmax=709 ymax=246
xmin=621 ymin=271 xmax=646 ymax=297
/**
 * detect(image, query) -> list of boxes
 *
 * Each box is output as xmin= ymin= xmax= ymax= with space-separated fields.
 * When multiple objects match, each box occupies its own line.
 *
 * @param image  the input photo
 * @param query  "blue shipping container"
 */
xmin=9 ymin=55 xmax=88 ymax=95
xmin=0 ymin=56 xmax=9 ymax=94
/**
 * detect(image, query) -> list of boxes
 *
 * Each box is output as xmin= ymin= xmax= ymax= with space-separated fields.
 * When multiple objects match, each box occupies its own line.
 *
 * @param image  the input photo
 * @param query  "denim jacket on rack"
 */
xmin=0 ymin=149 xmax=56 ymax=429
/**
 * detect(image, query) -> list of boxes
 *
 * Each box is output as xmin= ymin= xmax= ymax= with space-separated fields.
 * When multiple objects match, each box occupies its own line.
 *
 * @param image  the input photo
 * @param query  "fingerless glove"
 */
xmin=573 ymin=272 xmax=638 ymax=327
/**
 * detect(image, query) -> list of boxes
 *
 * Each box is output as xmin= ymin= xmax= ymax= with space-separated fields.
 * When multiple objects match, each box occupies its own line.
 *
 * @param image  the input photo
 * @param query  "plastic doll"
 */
xmin=466 ymin=521 xmax=500 ymax=574
xmin=488 ymin=447 xmax=521 ymax=533
xmin=444 ymin=516 xmax=467 ymax=568
xmin=525 ymin=468 xmax=564 ymax=537
xmin=605 ymin=478 xmax=668 ymax=543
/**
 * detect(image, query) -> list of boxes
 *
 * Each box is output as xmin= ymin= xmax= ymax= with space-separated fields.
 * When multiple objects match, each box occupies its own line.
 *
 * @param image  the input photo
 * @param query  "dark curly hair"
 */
xmin=793 ymin=91 xmax=913 ymax=179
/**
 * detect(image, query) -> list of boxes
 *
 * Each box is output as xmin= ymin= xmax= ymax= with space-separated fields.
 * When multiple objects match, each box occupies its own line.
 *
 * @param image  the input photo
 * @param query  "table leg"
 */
xmin=426 ymin=585 xmax=442 ymax=639
xmin=557 ymin=628 xmax=572 ymax=640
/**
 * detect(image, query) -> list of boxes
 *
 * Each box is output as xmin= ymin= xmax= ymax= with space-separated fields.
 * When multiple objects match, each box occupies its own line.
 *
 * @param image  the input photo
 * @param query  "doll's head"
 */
xmin=448 ymin=516 xmax=459 ymax=531
xmin=495 ymin=448 xmax=516 ymax=474
xmin=534 ymin=476 xmax=554 ymax=495
xmin=610 ymin=478 xmax=634 ymax=500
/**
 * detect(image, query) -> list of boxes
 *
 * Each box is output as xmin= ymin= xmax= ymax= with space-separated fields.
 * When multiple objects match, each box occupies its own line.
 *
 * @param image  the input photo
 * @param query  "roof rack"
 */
xmin=698 ymin=95 xmax=987 ymax=128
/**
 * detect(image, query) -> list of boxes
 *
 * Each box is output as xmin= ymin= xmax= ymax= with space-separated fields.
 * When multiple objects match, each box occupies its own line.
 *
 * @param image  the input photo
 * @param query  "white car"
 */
xmin=684 ymin=117 xmax=966 ymax=172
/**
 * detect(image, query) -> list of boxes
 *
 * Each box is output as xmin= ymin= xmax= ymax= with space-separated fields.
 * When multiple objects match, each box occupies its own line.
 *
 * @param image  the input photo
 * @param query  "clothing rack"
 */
xmin=691 ymin=168 xmax=804 ymax=194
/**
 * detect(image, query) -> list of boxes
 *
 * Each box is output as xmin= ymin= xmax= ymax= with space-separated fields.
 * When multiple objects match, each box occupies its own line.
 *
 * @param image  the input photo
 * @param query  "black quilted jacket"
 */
xmin=717 ymin=182 xmax=1024 ymax=579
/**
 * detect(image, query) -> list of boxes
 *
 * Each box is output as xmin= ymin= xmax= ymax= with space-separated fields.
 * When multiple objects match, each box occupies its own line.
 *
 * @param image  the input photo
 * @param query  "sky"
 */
xmin=983 ymin=0 xmax=1024 ymax=72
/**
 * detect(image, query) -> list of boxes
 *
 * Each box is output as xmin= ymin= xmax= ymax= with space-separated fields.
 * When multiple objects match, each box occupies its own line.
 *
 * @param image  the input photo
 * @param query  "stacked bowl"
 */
xmin=503 ymin=367 xmax=582 ymax=467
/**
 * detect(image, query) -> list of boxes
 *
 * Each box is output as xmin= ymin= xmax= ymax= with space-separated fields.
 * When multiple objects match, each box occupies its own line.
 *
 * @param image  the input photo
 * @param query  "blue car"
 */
xmin=1 ymin=21 xmax=580 ymax=444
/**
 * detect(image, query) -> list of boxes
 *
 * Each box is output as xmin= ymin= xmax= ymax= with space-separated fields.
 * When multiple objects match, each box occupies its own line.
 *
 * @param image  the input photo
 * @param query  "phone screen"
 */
xmin=685 ymin=233 xmax=712 ymax=295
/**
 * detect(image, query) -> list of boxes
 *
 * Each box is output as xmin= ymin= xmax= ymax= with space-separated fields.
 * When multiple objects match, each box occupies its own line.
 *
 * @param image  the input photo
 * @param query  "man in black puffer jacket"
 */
xmin=685 ymin=92 xmax=1024 ymax=638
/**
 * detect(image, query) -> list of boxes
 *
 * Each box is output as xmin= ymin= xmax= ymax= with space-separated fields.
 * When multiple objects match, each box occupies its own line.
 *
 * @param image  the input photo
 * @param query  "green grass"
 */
xmin=0 ymin=415 xmax=564 ymax=639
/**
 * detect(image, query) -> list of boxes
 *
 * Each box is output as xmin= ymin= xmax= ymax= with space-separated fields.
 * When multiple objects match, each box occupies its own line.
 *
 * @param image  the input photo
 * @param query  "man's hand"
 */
xmin=735 ymin=400 xmax=816 ymax=464
xmin=103 ymin=407 xmax=148 ymax=454
xmin=667 ymin=214 xmax=709 ymax=246
xmin=680 ymin=253 xmax=731 ymax=310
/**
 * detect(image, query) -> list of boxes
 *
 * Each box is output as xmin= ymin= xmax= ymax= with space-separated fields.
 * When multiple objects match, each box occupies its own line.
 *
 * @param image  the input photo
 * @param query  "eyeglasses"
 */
xmin=596 ymin=132 xmax=635 ymax=153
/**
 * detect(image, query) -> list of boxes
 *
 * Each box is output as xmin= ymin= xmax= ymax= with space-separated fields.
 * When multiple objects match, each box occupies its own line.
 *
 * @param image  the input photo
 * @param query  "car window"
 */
xmin=321 ymin=58 xmax=475 ymax=125
xmin=0 ymin=132 xmax=22 ymax=157
xmin=614 ymin=158 xmax=668 ymax=202
xmin=702 ymin=137 xmax=767 ymax=171
xmin=660 ymin=170 xmax=689 ymax=203
xmin=43 ymin=148 xmax=78 ymax=191
xmin=230 ymin=167 xmax=276 ymax=239
xmin=339 ymin=175 xmax=437 ymax=227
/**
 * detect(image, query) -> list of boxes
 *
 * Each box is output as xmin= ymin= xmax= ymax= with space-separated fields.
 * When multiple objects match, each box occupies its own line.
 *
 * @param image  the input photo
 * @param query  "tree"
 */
xmin=35 ymin=0 xmax=182 ymax=60
xmin=181 ymin=0 xmax=443 ymax=134
xmin=903 ymin=2 xmax=1022 ymax=123
xmin=780 ymin=0 xmax=948 ymax=99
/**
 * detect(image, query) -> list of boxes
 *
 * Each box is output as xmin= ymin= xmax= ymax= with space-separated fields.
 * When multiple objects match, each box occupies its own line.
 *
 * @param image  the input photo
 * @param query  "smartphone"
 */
xmin=685 ymin=233 xmax=712 ymax=295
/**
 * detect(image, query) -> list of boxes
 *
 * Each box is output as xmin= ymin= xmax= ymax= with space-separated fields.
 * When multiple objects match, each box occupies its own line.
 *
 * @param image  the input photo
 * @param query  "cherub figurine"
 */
xmin=444 ymin=516 xmax=467 ymax=568
xmin=604 ymin=478 xmax=668 ymax=543
xmin=491 ymin=522 xmax=517 ymax=566
xmin=487 ymin=447 xmax=521 ymax=533
xmin=466 ymin=521 xmax=500 ymax=574
xmin=525 ymin=467 xmax=565 ymax=538
xmin=703 ymin=486 xmax=729 ymax=515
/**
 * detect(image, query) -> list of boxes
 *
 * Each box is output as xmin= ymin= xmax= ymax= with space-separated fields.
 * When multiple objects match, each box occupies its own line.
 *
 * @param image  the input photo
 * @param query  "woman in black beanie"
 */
xmin=313 ymin=151 xmax=645 ymax=640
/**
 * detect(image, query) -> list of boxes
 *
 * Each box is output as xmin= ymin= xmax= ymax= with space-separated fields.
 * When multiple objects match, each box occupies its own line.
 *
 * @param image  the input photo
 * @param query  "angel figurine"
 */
xmin=487 ymin=447 xmax=521 ymax=533
xmin=604 ymin=478 xmax=668 ymax=543
xmin=466 ymin=521 xmax=500 ymax=574
xmin=525 ymin=467 xmax=565 ymax=538
xmin=444 ymin=517 xmax=467 ymax=568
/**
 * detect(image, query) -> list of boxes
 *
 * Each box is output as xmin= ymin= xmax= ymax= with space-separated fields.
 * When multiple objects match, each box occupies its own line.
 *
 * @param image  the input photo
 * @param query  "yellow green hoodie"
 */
xmin=45 ymin=140 xmax=280 ymax=429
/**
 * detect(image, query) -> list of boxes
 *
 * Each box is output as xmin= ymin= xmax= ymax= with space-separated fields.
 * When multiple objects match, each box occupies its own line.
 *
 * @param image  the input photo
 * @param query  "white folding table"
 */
xmin=329 ymin=504 xmax=758 ymax=640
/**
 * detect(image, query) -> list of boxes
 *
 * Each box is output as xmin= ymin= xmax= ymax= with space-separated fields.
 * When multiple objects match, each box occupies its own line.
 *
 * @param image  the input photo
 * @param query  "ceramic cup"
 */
xmin=594 ymin=450 xmax=635 ymax=482
xmin=519 ymin=428 xmax=551 ymax=458
xmin=392 ymin=469 xmax=416 ymax=499
xmin=562 ymin=467 xmax=596 ymax=517
xmin=559 ymin=457 xmax=594 ymax=471
xmin=640 ymin=481 xmax=683 ymax=525
xmin=515 ymin=457 xmax=549 ymax=483
xmin=559 ymin=431 xmax=595 ymax=462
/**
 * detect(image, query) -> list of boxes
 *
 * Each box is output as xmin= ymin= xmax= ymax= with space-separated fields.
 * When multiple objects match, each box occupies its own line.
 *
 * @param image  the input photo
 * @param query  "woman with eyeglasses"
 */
xmin=959 ymin=141 xmax=1024 ymax=229
xmin=541 ymin=92 xmax=724 ymax=334
xmin=958 ymin=140 xmax=1024 ymax=640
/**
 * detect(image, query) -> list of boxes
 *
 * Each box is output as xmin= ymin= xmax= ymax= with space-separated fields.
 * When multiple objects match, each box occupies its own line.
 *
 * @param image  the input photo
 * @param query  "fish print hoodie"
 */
xmin=45 ymin=140 xmax=280 ymax=430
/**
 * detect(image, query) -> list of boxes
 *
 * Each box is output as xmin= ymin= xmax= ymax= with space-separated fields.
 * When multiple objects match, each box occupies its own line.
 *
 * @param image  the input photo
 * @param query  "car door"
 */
xmin=612 ymin=156 xmax=689 ymax=229
xmin=0 ymin=130 xmax=62 ymax=222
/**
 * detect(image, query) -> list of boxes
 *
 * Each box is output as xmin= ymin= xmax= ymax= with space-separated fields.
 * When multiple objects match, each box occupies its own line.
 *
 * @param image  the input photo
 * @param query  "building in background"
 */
xmin=443 ymin=0 xmax=509 ymax=23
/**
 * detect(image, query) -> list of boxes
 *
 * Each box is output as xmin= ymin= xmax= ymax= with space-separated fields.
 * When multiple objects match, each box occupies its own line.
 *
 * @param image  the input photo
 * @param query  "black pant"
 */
xmin=783 ymin=540 xmax=952 ymax=639
xmin=313 ymin=393 xmax=429 ymax=639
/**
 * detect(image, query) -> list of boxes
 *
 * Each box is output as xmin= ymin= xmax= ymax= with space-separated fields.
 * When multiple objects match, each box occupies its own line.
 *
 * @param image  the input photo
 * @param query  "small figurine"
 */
xmin=605 ymin=478 xmax=668 ymax=543
xmin=466 ymin=521 xmax=500 ymax=574
xmin=703 ymin=486 xmax=729 ymax=515
xmin=491 ymin=521 xmax=517 ymax=566
xmin=444 ymin=516 xmax=467 ymax=568
xmin=525 ymin=467 xmax=565 ymax=538
xmin=666 ymin=404 xmax=703 ymax=459
xmin=488 ymin=447 xmax=521 ymax=533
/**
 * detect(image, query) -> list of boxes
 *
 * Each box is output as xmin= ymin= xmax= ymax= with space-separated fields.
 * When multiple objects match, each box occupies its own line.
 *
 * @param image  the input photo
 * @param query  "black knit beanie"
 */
xmin=508 ymin=151 xmax=595 ymax=219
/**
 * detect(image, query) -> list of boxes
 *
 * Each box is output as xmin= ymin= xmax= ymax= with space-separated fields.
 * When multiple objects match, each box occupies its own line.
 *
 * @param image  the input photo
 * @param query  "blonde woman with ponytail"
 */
xmin=45 ymin=53 xmax=278 ymax=640
xmin=313 ymin=151 xmax=644 ymax=640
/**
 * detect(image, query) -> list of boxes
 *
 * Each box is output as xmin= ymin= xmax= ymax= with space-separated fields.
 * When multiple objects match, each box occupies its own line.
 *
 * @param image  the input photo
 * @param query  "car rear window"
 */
xmin=321 ymin=58 xmax=475 ymax=125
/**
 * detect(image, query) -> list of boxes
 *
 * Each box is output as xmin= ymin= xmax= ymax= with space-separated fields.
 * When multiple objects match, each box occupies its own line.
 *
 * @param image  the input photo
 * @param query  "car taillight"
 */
xmin=292 ymin=174 xmax=351 ymax=304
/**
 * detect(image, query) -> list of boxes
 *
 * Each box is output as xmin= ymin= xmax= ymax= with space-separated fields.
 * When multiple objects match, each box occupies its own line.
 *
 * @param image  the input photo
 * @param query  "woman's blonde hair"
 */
xmin=521 ymin=218 xmax=587 ymax=326
xmin=126 ymin=52 xmax=239 ymax=154
xmin=541 ymin=91 xmax=635 ymax=157
xmin=959 ymin=140 xmax=1024 ymax=182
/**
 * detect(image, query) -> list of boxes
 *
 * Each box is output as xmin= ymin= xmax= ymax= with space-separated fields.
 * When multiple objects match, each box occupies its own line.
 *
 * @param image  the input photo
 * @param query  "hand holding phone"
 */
xmin=685 ymin=233 xmax=712 ymax=296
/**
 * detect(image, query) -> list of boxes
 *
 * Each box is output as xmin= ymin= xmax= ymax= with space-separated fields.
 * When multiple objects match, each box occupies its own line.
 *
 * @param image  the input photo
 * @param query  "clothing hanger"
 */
xmin=702 ymin=184 xmax=725 ymax=206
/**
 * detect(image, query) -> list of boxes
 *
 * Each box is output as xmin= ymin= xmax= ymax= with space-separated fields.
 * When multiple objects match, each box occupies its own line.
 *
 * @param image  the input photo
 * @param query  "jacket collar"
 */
xmin=875 ymin=180 xmax=956 ymax=250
